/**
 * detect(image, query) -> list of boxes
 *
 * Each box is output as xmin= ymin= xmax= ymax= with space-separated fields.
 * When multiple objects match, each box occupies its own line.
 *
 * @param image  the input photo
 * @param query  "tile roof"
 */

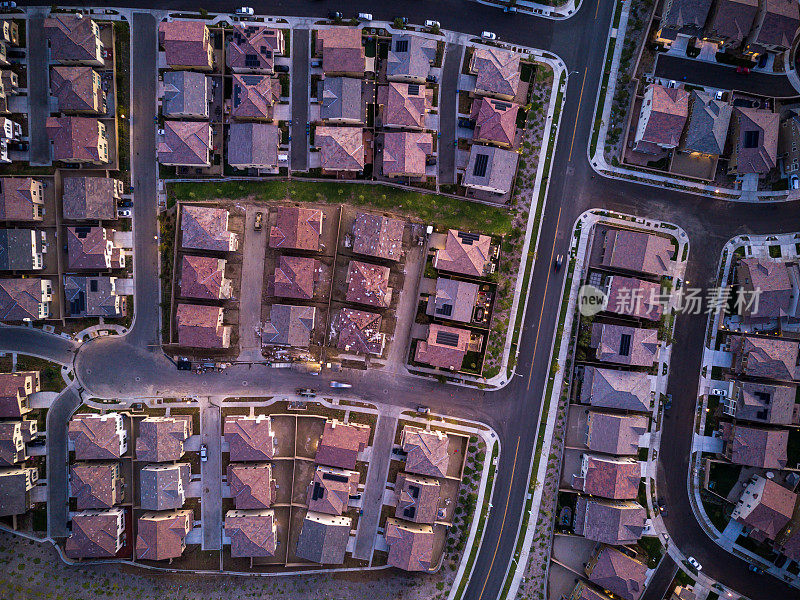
xmin=429 ymin=278 xmax=480 ymax=324
xmin=225 ymin=510 xmax=277 ymax=557
xmin=231 ymin=74 xmax=280 ymax=120
xmin=228 ymin=463 xmax=276 ymax=509
xmin=135 ymin=416 xmax=192 ymax=462
xmin=68 ymin=413 xmax=125 ymax=460
xmin=139 ymin=463 xmax=189 ymax=511
xmin=158 ymin=20 xmax=211 ymax=68
xmin=733 ymin=476 xmax=796 ymax=540
xmin=70 ymin=463 xmax=121 ymax=510
xmin=568 ymin=582 xmax=612 ymax=600
xmin=471 ymin=97 xmax=519 ymax=146
xmin=295 ymin=511 xmax=352 ymax=564
xmin=723 ymin=422 xmax=788 ymax=468
xmin=0 ymin=228 xmax=43 ymax=271
xmin=707 ymin=0 xmax=759 ymax=43
xmin=333 ymin=308 xmax=385 ymax=355
xmin=269 ymin=206 xmax=323 ymax=251
xmin=227 ymin=122 xmax=279 ymax=169
xmin=224 ymin=415 xmax=276 ymax=461
xmin=587 ymin=411 xmax=649 ymax=455
xmin=599 ymin=228 xmax=675 ymax=276
xmin=227 ymin=23 xmax=283 ymax=72
xmin=0 ymin=372 xmax=37 ymax=418
xmin=46 ymin=116 xmax=105 ymax=163
xmin=385 ymin=518 xmax=434 ymax=571
xmin=271 ymin=255 xmax=317 ymax=299
xmin=638 ymin=84 xmax=690 ymax=148
xmin=352 ymin=212 xmax=405 ymax=261
xmin=175 ymin=304 xmax=230 ymax=349
xmin=580 ymin=366 xmax=653 ymax=413
xmin=316 ymin=419 xmax=370 ymax=470
xmin=43 ymin=15 xmax=101 ymax=63
xmin=158 ymin=120 xmax=211 ymax=166
xmin=62 ymin=176 xmax=120 ymax=221
xmin=319 ymin=76 xmax=363 ymax=122
xmin=462 ymin=144 xmax=519 ymax=194
xmin=395 ymin=472 xmax=441 ymax=524
xmin=162 ymin=70 xmax=208 ymax=118
xmin=754 ymin=0 xmax=800 ymax=48
xmin=261 ymin=303 xmax=316 ymax=347
xmin=573 ymin=455 xmax=641 ymax=499
xmin=401 ymin=426 xmax=449 ymax=478
xmin=733 ymin=380 xmax=797 ymax=424
xmin=435 ymin=230 xmax=492 ymax=277
xmin=733 ymin=107 xmax=779 ymax=174
xmin=136 ymin=510 xmax=192 ymax=561
xmin=50 ymin=66 xmax=102 ymax=112
xmin=317 ymin=126 xmax=365 ymax=171
xmin=575 ymin=498 xmax=646 ymax=545
xmin=180 ymin=255 xmax=229 ymax=300
xmin=316 ymin=28 xmax=365 ymax=75
xmin=588 ymin=545 xmax=648 ymax=600
xmin=382 ymin=131 xmax=433 ymax=177
xmin=0 ymin=278 xmax=47 ymax=321
xmin=737 ymin=257 xmax=798 ymax=321
xmin=181 ymin=205 xmax=236 ymax=252
xmin=0 ymin=467 xmax=36 ymax=517
xmin=307 ymin=465 xmax=359 ymax=515
xmin=0 ymin=421 xmax=25 ymax=466
xmin=659 ymin=0 xmax=713 ymax=38
xmin=729 ymin=335 xmax=800 ymax=381
xmin=66 ymin=226 xmax=116 ymax=270
xmin=683 ymin=91 xmax=733 ymax=156
xmin=590 ymin=323 xmax=659 ymax=367
xmin=471 ymin=47 xmax=521 ymax=98
xmin=387 ymin=34 xmax=437 ymax=81
xmin=0 ymin=178 xmax=42 ymax=221
xmin=65 ymin=509 xmax=124 ymax=558
xmin=64 ymin=275 xmax=126 ymax=318
xmin=346 ymin=260 xmax=392 ymax=307
xmin=606 ymin=276 xmax=664 ymax=321
xmin=415 ymin=323 xmax=471 ymax=371
xmin=380 ymin=82 xmax=431 ymax=128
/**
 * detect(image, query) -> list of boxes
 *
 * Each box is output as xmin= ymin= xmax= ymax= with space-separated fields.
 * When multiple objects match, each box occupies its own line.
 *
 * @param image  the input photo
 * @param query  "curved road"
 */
xmin=10 ymin=1 xmax=800 ymax=599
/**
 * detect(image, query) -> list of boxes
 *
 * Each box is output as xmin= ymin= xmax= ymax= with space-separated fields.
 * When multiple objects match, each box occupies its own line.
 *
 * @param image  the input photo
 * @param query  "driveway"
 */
xmin=26 ymin=8 xmax=51 ymax=166
xmin=200 ymin=398 xmax=222 ymax=550
xmin=237 ymin=206 xmax=267 ymax=363
xmin=291 ymin=28 xmax=310 ymax=171
xmin=46 ymin=385 xmax=81 ymax=539
xmin=438 ymin=43 xmax=463 ymax=185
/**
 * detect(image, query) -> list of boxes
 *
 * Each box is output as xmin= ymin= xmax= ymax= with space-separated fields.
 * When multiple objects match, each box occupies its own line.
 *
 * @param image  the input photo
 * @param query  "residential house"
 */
xmin=158 ymin=21 xmax=213 ymax=70
xmin=721 ymin=422 xmax=788 ymax=468
xmin=586 ymin=411 xmax=649 ymax=455
xmin=0 ymin=229 xmax=46 ymax=271
xmin=158 ymin=121 xmax=212 ymax=167
xmin=180 ymin=255 xmax=231 ymax=300
xmin=378 ymin=82 xmax=432 ymax=129
xmin=0 ymin=421 xmax=27 ymax=466
xmin=316 ymin=28 xmax=365 ymax=76
xmin=414 ymin=323 xmax=473 ymax=371
xmin=62 ymin=176 xmax=123 ymax=221
xmin=224 ymin=415 xmax=276 ymax=461
xmin=181 ymin=205 xmax=238 ymax=252
xmin=427 ymin=278 xmax=480 ymax=324
xmin=633 ymin=84 xmax=690 ymax=154
xmin=50 ymin=66 xmax=106 ymax=114
xmin=269 ymin=206 xmax=323 ymax=251
xmin=44 ymin=14 xmax=104 ymax=65
xmin=68 ymin=413 xmax=127 ymax=460
xmin=135 ymin=416 xmax=192 ymax=462
xmin=46 ymin=116 xmax=109 ymax=164
xmin=585 ymin=545 xmax=647 ymax=600
xmin=605 ymin=275 xmax=664 ymax=321
xmin=0 ymin=178 xmax=44 ymax=222
xmin=333 ymin=308 xmax=385 ymax=356
xmin=175 ymin=304 xmax=231 ymax=349
xmin=386 ymin=34 xmax=436 ymax=83
xmin=574 ymin=498 xmax=646 ymax=544
xmin=227 ymin=23 xmax=284 ymax=73
xmin=316 ymin=126 xmax=366 ymax=173
xmin=0 ymin=466 xmax=38 ymax=516
xmin=706 ymin=0 xmax=759 ymax=47
xmin=307 ymin=465 xmax=359 ymax=515
xmin=384 ymin=518 xmax=434 ymax=572
xmin=315 ymin=419 xmax=370 ymax=470
xmin=64 ymin=276 xmax=127 ymax=318
xmin=395 ymin=472 xmax=441 ymax=524
xmin=655 ymin=0 xmax=713 ymax=46
xmin=231 ymin=74 xmax=280 ymax=120
xmin=0 ymin=278 xmax=52 ymax=321
xmin=728 ymin=107 xmax=779 ymax=175
xmin=261 ymin=303 xmax=316 ymax=347
xmin=345 ymin=260 xmax=392 ymax=308
xmin=572 ymin=455 xmax=641 ymax=500
xmin=471 ymin=97 xmax=519 ymax=148
xmin=469 ymin=47 xmax=521 ymax=101
xmin=682 ymin=91 xmax=733 ymax=156
xmin=400 ymin=426 xmax=449 ymax=478
xmin=162 ymin=70 xmax=210 ymax=119
xmin=779 ymin=110 xmax=800 ymax=176
xmin=225 ymin=510 xmax=277 ymax=557
xmin=580 ymin=366 xmax=653 ymax=413
xmin=270 ymin=255 xmax=317 ymax=300
xmin=732 ymin=475 xmax=797 ymax=541
xmin=352 ymin=212 xmax=405 ymax=261
xmin=66 ymin=226 xmax=125 ymax=270
xmin=745 ymin=0 xmax=800 ymax=57
xmin=728 ymin=380 xmax=797 ymax=424
xmin=227 ymin=122 xmax=279 ymax=172
xmin=0 ymin=371 xmax=38 ymax=418
xmin=0 ymin=20 xmax=18 ymax=46
xmin=65 ymin=508 xmax=125 ymax=558
xmin=434 ymin=229 xmax=494 ymax=277
xmin=382 ymin=131 xmax=433 ymax=178
xmin=590 ymin=323 xmax=659 ymax=367
xmin=462 ymin=144 xmax=519 ymax=195
xmin=295 ymin=511 xmax=352 ymax=564
xmin=136 ymin=510 xmax=192 ymax=561
xmin=228 ymin=463 xmax=276 ymax=509
xmin=564 ymin=582 xmax=613 ymax=600
xmin=319 ymin=77 xmax=364 ymax=123
xmin=70 ymin=462 xmax=123 ymax=510
xmin=729 ymin=334 xmax=800 ymax=381
xmin=139 ymin=463 xmax=190 ymax=511
xmin=736 ymin=257 xmax=799 ymax=323
xmin=598 ymin=227 xmax=675 ymax=277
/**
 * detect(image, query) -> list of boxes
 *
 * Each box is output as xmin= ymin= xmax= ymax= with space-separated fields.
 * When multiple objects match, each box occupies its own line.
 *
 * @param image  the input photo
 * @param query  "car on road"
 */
xmin=736 ymin=66 xmax=750 ymax=74
xmin=663 ymin=394 xmax=672 ymax=411
xmin=235 ymin=7 xmax=254 ymax=15
xmin=254 ymin=211 xmax=263 ymax=231
xmin=686 ymin=557 xmax=702 ymax=571
xmin=749 ymin=564 xmax=765 ymax=574
xmin=358 ymin=13 xmax=373 ymax=21
xmin=330 ymin=381 xmax=352 ymax=388
xmin=200 ymin=444 xmax=208 ymax=462
xmin=396 ymin=16 xmax=409 ymax=24
xmin=328 ymin=11 xmax=343 ymax=20
xmin=554 ymin=254 xmax=564 ymax=271
xmin=416 ymin=405 xmax=430 ymax=414
xmin=657 ymin=499 xmax=667 ymax=515
xmin=481 ymin=31 xmax=497 ymax=40
xmin=425 ymin=20 xmax=441 ymax=29
xmin=296 ymin=388 xmax=317 ymax=398
xmin=791 ymin=175 xmax=799 ymax=190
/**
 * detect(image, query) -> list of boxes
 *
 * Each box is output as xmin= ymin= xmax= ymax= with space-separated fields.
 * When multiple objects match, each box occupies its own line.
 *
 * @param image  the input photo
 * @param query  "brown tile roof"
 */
xmin=733 ymin=107 xmax=779 ymax=174
xmin=429 ymin=278 xmax=480 ymax=324
xmin=659 ymin=0 xmax=713 ymax=38
xmin=180 ymin=255 xmax=229 ymax=300
xmin=135 ymin=416 xmax=192 ymax=462
xmin=227 ymin=122 xmax=279 ymax=168
xmin=231 ymin=74 xmax=280 ymax=120
xmin=638 ymin=84 xmax=690 ymax=148
xmin=471 ymin=97 xmax=519 ymax=146
xmin=590 ymin=323 xmax=659 ymax=367
xmin=136 ymin=510 xmax=192 ymax=561
xmin=295 ymin=511 xmax=352 ymax=564
xmin=0 ymin=371 xmax=37 ymax=418
xmin=0 ymin=278 xmax=48 ymax=321
xmin=471 ymin=47 xmax=521 ymax=98
xmin=708 ymin=0 xmax=759 ymax=43
xmin=606 ymin=276 xmax=664 ymax=321
xmin=158 ymin=20 xmax=212 ymax=68
xmin=271 ymin=255 xmax=318 ymax=299
xmin=729 ymin=335 xmax=800 ymax=381
xmin=352 ymin=212 xmax=405 ymax=261
xmin=414 ymin=323 xmax=471 ymax=371
xmin=269 ymin=206 xmax=323 ymax=251
xmin=568 ymin=582 xmax=612 ymax=600
xmin=316 ymin=28 xmax=365 ymax=74
xmin=227 ymin=24 xmax=283 ymax=72
xmin=317 ymin=126 xmax=365 ymax=171
xmin=261 ymin=303 xmax=316 ymax=347
xmin=754 ymin=0 xmax=800 ymax=48
xmin=68 ymin=413 xmax=125 ymax=460
xmin=62 ymin=176 xmax=120 ymax=221
xmin=158 ymin=121 xmax=211 ymax=166
xmin=46 ymin=116 xmax=105 ymax=163
xmin=588 ymin=545 xmax=648 ymax=600
xmin=307 ymin=465 xmax=359 ymax=515
xmin=181 ymin=205 xmax=237 ymax=252
xmin=175 ymin=304 xmax=230 ymax=349
xmin=70 ymin=463 xmax=121 ymax=510
xmin=44 ymin=15 xmax=101 ymax=63
xmin=225 ymin=509 xmax=277 ymax=557
xmin=401 ymin=426 xmax=449 ymax=478
xmin=66 ymin=226 xmax=117 ymax=270
xmin=316 ymin=419 xmax=370 ymax=470
xmin=575 ymin=498 xmax=646 ymax=545
xmin=380 ymin=82 xmax=431 ymax=128
xmin=50 ymin=66 xmax=102 ymax=112
xmin=737 ymin=257 xmax=798 ymax=321
xmin=346 ymin=260 xmax=392 ymax=307
xmin=732 ymin=380 xmax=797 ymax=424
xmin=580 ymin=366 xmax=653 ymax=413
xmin=0 ymin=467 xmax=37 ymax=517
xmin=228 ymin=463 xmax=276 ymax=509
xmin=65 ymin=509 xmax=124 ymax=558
xmin=599 ymin=228 xmax=675 ymax=276
xmin=385 ymin=518 xmax=434 ymax=571
xmin=224 ymin=415 xmax=276 ymax=461
xmin=573 ymin=455 xmax=640 ymax=499
xmin=333 ymin=308 xmax=385 ymax=356
xmin=0 ymin=178 xmax=42 ymax=221
xmin=0 ymin=421 xmax=24 ymax=466
xmin=382 ymin=131 xmax=433 ymax=177
xmin=722 ymin=422 xmax=788 ymax=468
xmin=587 ymin=412 xmax=648 ymax=455
xmin=139 ymin=463 xmax=189 ymax=511
xmin=733 ymin=476 xmax=796 ymax=540
xmin=395 ymin=472 xmax=441 ymax=524
xmin=435 ymin=230 xmax=492 ymax=277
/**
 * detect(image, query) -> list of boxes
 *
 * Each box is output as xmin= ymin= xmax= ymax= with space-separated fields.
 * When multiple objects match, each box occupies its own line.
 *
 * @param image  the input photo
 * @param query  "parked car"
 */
xmin=736 ymin=66 xmax=750 ymax=74
xmin=118 ymin=208 xmax=132 ymax=218
xmin=0 ymin=2 xmax=18 ymax=8
xmin=426 ymin=74 xmax=438 ymax=83
xmin=236 ymin=6 xmax=254 ymax=15
xmin=425 ymin=20 xmax=441 ymax=29
xmin=200 ymin=444 xmax=208 ymax=462
xmin=425 ymin=156 xmax=437 ymax=166
xmin=328 ymin=11 xmax=343 ymax=20
xmin=296 ymin=388 xmax=317 ymax=398
xmin=416 ymin=406 xmax=430 ymax=414
xmin=749 ymin=564 xmax=765 ymax=575
xmin=714 ymin=90 xmax=725 ymax=100
xmin=358 ymin=12 xmax=373 ymax=21
xmin=274 ymin=64 xmax=289 ymax=73
xmin=330 ymin=381 xmax=352 ymax=388
xmin=663 ymin=394 xmax=672 ymax=411
xmin=686 ymin=557 xmax=702 ymax=572
xmin=458 ymin=117 xmax=475 ymax=129
xmin=657 ymin=499 xmax=667 ymax=515
xmin=791 ymin=175 xmax=799 ymax=190
xmin=481 ymin=31 xmax=497 ymax=40
xmin=396 ymin=16 xmax=409 ymax=24
xmin=102 ymin=48 xmax=112 ymax=59
xmin=254 ymin=211 xmax=263 ymax=231
xmin=118 ymin=200 xmax=133 ymax=208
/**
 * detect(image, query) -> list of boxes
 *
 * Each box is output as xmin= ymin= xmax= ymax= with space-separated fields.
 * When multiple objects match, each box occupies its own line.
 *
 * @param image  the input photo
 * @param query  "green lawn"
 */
xmin=168 ymin=180 xmax=513 ymax=235
xmin=16 ymin=356 xmax=64 ymax=393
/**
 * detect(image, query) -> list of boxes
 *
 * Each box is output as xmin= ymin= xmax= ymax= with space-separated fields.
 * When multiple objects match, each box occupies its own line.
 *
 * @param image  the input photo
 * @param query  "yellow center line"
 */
xmin=478 ymin=436 xmax=521 ymax=600
xmin=527 ymin=205 xmax=563 ymax=391
xmin=568 ymin=69 xmax=588 ymax=162
xmin=595 ymin=0 xmax=601 ymax=19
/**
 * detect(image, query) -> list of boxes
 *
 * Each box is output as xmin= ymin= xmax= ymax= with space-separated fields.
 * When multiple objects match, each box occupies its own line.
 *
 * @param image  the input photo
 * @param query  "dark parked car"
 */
xmin=458 ymin=117 xmax=475 ymax=129
xmin=274 ymin=64 xmax=289 ymax=73
xmin=736 ymin=66 xmax=750 ymax=74
xmin=426 ymin=74 xmax=438 ymax=83
xmin=328 ymin=11 xmax=343 ymax=19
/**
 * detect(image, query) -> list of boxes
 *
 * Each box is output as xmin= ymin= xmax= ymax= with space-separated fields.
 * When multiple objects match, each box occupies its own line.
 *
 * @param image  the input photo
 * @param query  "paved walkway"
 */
xmin=237 ymin=206 xmax=267 ymax=363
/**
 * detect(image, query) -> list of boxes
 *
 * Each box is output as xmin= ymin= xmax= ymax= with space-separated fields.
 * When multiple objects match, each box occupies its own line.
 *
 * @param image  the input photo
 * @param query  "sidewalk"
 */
xmin=472 ymin=0 xmax=583 ymax=19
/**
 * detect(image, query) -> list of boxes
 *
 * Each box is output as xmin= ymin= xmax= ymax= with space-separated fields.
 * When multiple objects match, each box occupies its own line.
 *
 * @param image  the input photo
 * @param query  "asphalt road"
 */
xmin=45 ymin=385 xmax=81 ymax=539
xmin=438 ymin=43 xmax=463 ymax=184
xmin=290 ymin=28 xmax=310 ymax=171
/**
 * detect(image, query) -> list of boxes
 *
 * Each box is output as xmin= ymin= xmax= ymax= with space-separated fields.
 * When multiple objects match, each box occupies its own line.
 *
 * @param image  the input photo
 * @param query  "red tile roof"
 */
xmin=638 ymin=84 xmax=690 ymax=148
xmin=158 ymin=121 xmax=211 ymax=166
xmin=224 ymin=415 xmax=276 ymax=461
xmin=395 ymin=472 xmax=441 ymax=524
xmin=180 ymin=255 xmax=229 ymax=300
xmin=225 ymin=510 xmax=277 ymax=557
xmin=380 ymin=82 xmax=431 ymax=128
xmin=315 ymin=419 xmax=370 ymax=470
xmin=316 ymin=28 xmax=365 ymax=74
xmin=471 ymin=47 xmax=521 ymax=98
xmin=317 ymin=126 xmax=365 ymax=171
xmin=307 ymin=465 xmax=359 ymax=515
xmin=574 ymin=455 xmax=640 ymax=499
xmin=385 ymin=518 xmax=434 ymax=571
xmin=175 ymin=304 xmax=229 ymax=349
xmin=66 ymin=509 xmax=124 ymax=558
xmin=352 ymin=212 xmax=405 ymax=261
xmin=400 ymin=426 xmax=449 ymax=478
xmin=135 ymin=416 xmax=192 ymax=462
xmin=181 ymin=205 xmax=237 ymax=252
xmin=46 ymin=116 xmax=105 ymax=163
xmin=70 ymin=463 xmax=121 ymax=510
xmin=136 ymin=510 xmax=192 ymax=561
xmin=228 ymin=463 xmax=276 ymax=509
xmin=0 ymin=178 xmax=42 ymax=221
xmin=471 ymin=97 xmax=519 ymax=146
xmin=269 ymin=206 xmax=323 ymax=251
xmin=271 ymin=255 xmax=318 ymax=299
xmin=333 ymin=308 xmax=385 ymax=356
xmin=345 ymin=260 xmax=392 ymax=307
xmin=382 ymin=131 xmax=433 ymax=177
xmin=434 ymin=230 xmax=492 ymax=277
xmin=414 ymin=323 xmax=471 ymax=371
xmin=158 ymin=21 xmax=212 ymax=68
xmin=588 ymin=546 xmax=647 ymax=600
xmin=231 ymin=74 xmax=280 ymax=120
xmin=227 ymin=24 xmax=283 ymax=72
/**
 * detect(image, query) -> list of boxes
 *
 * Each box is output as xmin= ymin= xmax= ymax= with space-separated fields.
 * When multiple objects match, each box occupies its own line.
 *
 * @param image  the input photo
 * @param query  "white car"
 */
xmin=330 ymin=381 xmax=352 ymax=388
xmin=686 ymin=557 xmax=702 ymax=571
xmin=425 ymin=20 xmax=440 ymax=28
xmin=0 ymin=2 xmax=17 ymax=8
xmin=791 ymin=175 xmax=799 ymax=190
xmin=235 ymin=6 xmax=254 ymax=16
xmin=481 ymin=31 xmax=497 ymax=40
xmin=358 ymin=13 xmax=373 ymax=21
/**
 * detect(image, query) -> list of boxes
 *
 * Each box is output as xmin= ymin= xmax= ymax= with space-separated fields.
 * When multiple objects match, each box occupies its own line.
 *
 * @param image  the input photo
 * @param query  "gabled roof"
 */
xmin=227 ymin=23 xmax=282 ymax=72
xmin=68 ymin=413 xmax=124 ymax=460
xmin=387 ymin=34 xmax=436 ymax=80
xmin=158 ymin=121 xmax=211 ymax=166
xmin=64 ymin=275 xmax=125 ymax=318
xmin=395 ymin=472 xmax=441 ymax=524
xmin=471 ymin=47 xmax=521 ymax=98
xmin=70 ymin=463 xmax=120 ymax=510
xmin=162 ymin=70 xmax=208 ymax=118
xmin=316 ymin=28 xmax=365 ymax=74
xmin=462 ymin=144 xmax=519 ymax=194
xmin=271 ymin=255 xmax=317 ymax=299
xmin=590 ymin=323 xmax=659 ymax=367
xmin=0 ymin=467 xmax=37 ymax=517
xmin=730 ymin=335 xmax=800 ymax=381
xmin=175 ymin=304 xmax=229 ymax=348
xmin=737 ymin=257 xmax=797 ymax=320
xmin=600 ymin=228 xmax=674 ymax=276
xmin=136 ymin=510 xmax=192 ymax=561
xmin=135 ymin=416 xmax=192 ymax=462
xmin=307 ymin=465 xmax=359 ymax=515
xmin=44 ymin=15 xmax=101 ymax=62
xmin=382 ymin=131 xmax=433 ymax=177
xmin=345 ymin=260 xmax=392 ymax=307
xmin=224 ymin=415 xmax=276 ymax=461
xmin=575 ymin=498 xmax=646 ymax=545
xmin=683 ymin=91 xmax=732 ymax=156
xmin=320 ymin=76 xmax=363 ymax=122
xmin=659 ymin=0 xmax=713 ymax=38
xmin=429 ymin=278 xmax=480 ymax=324
xmin=65 ymin=509 xmax=124 ymax=558
xmin=50 ymin=66 xmax=100 ymax=112
xmin=316 ymin=419 xmax=370 ymax=470
xmin=0 ymin=178 xmax=42 ymax=221
xmin=269 ymin=206 xmax=323 ymax=251
xmin=181 ymin=205 xmax=235 ymax=252
xmin=754 ymin=0 xmax=800 ymax=48
xmin=733 ymin=380 xmax=796 ymax=424
xmin=46 ymin=116 xmax=104 ymax=162
xmin=574 ymin=455 xmax=641 ymax=499
xmin=580 ymin=367 xmax=653 ymax=413
xmin=334 ymin=308 xmax=385 ymax=356
xmin=639 ymin=84 xmax=690 ymax=147
xmin=380 ymin=82 xmax=431 ymax=128
xmin=0 ymin=229 xmax=41 ymax=271
xmin=0 ymin=372 xmax=37 ymax=418
xmin=0 ymin=421 xmax=25 ymax=466
xmin=227 ymin=122 xmax=279 ymax=168
xmin=414 ymin=323 xmax=471 ymax=371
xmin=471 ymin=97 xmax=519 ymax=146
xmin=228 ymin=463 xmax=276 ymax=509
xmin=606 ymin=276 xmax=664 ymax=321
xmin=261 ymin=303 xmax=315 ymax=347
xmin=401 ymin=426 xmax=449 ymax=478
xmin=317 ymin=126 xmax=365 ymax=171
xmin=66 ymin=226 xmax=114 ymax=270
xmin=158 ymin=20 xmax=211 ymax=68
xmin=435 ymin=229 xmax=492 ymax=277
xmin=385 ymin=518 xmax=434 ymax=572
xmin=352 ymin=212 xmax=405 ymax=261
xmin=707 ymin=0 xmax=759 ymax=43
xmin=733 ymin=107 xmax=779 ymax=174
xmin=734 ymin=476 xmax=796 ymax=540
xmin=587 ymin=412 xmax=648 ymax=455
xmin=231 ymin=74 xmax=279 ymax=120
xmin=723 ymin=423 xmax=788 ymax=469
xmin=0 ymin=278 xmax=46 ymax=321
xmin=139 ymin=463 xmax=189 ymax=511
xmin=225 ymin=510 xmax=277 ymax=557
xmin=62 ymin=176 xmax=119 ymax=221
xmin=295 ymin=512 xmax=352 ymax=564
xmin=180 ymin=255 xmax=228 ymax=300
xmin=588 ymin=545 xmax=648 ymax=600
